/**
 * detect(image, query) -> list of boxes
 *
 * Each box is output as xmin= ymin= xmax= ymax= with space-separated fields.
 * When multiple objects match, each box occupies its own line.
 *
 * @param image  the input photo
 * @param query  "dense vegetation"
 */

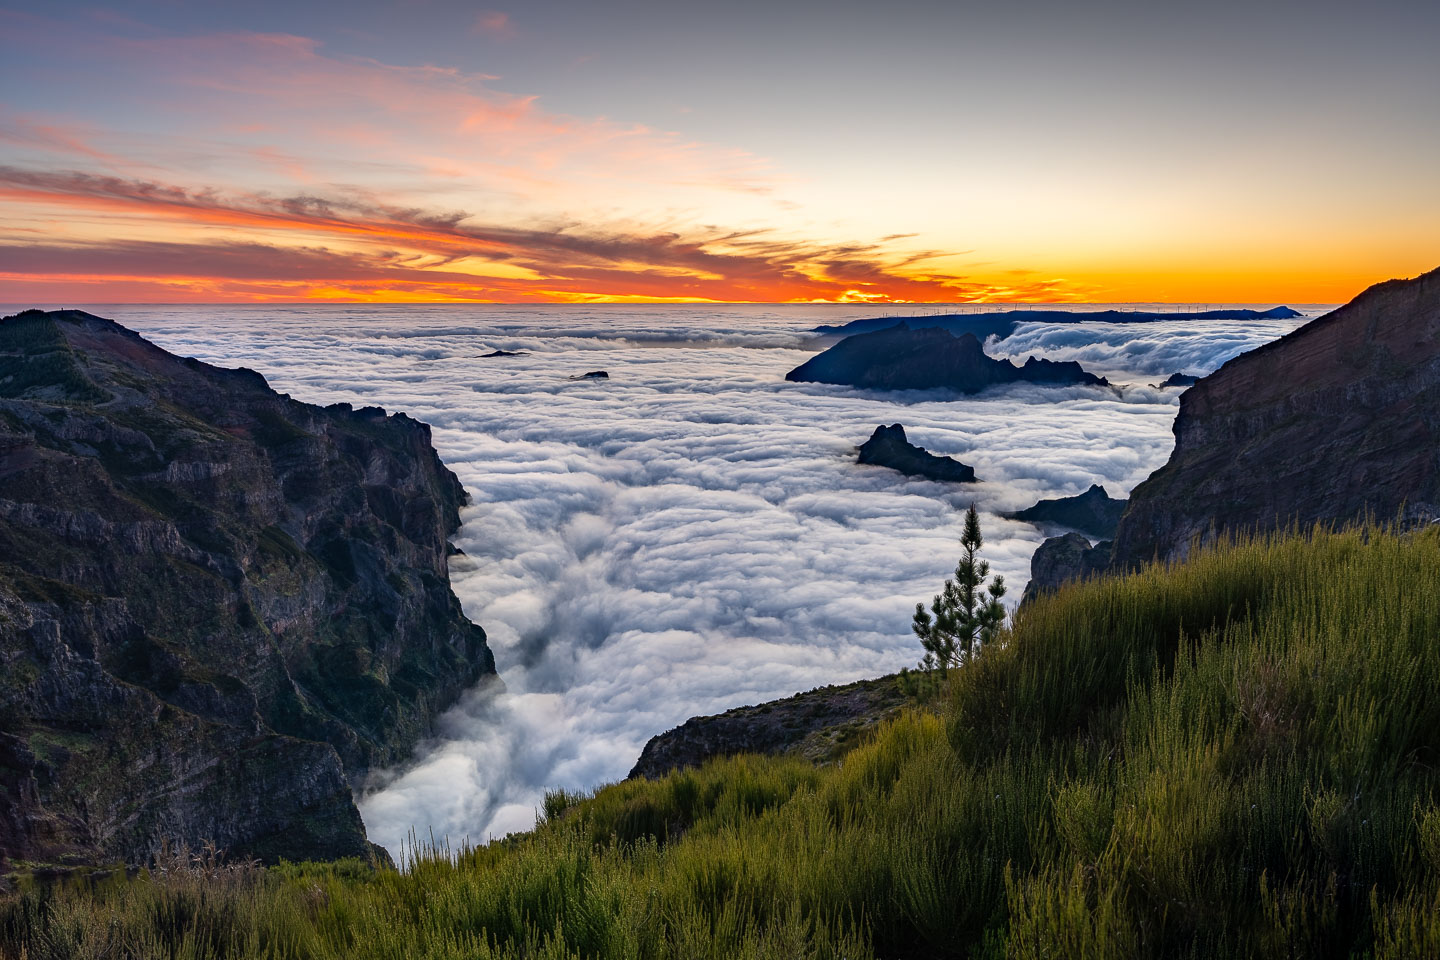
xmin=6 ymin=525 xmax=1440 ymax=958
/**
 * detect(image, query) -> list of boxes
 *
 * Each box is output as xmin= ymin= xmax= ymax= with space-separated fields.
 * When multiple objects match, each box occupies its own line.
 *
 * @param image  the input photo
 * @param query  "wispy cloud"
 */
xmin=1 ymin=21 xmax=781 ymax=200
xmin=0 ymin=112 xmax=122 ymax=164
xmin=0 ymin=166 xmax=1086 ymax=302
xmin=472 ymin=10 xmax=516 ymax=41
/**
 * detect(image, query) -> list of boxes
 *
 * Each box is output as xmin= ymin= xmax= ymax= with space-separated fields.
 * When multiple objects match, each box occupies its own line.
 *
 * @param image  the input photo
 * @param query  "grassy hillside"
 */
xmin=5 ymin=525 xmax=1440 ymax=958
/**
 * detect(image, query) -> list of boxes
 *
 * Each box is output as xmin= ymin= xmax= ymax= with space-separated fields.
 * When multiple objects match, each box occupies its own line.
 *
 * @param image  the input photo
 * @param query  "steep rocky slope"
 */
xmin=785 ymin=323 xmax=1107 ymax=392
xmin=1112 ymin=267 xmax=1440 ymax=567
xmin=0 ymin=310 xmax=494 ymax=871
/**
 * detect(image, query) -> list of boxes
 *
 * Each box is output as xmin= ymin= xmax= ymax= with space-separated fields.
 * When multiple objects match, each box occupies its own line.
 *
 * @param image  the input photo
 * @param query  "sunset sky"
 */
xmin=2 ymin=0 xmax=1436 ymax=304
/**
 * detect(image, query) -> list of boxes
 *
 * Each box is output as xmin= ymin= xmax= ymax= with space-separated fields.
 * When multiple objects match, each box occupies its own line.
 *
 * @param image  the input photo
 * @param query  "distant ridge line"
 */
xmin=813 ymin=305 xmax=1303 ymax=338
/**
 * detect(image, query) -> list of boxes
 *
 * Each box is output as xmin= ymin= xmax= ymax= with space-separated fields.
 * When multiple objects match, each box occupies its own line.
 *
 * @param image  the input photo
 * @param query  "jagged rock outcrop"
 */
xmin=1007 ymin=484 xmax=1126 ymax=540
xmin=1021 ymin=533 xmax=1112 ymax=604
xmin=628 ymin=678 xmax=906 ymax=780
xmin=857 ymin=424 xmax=976 ymax=482
xmin=785 ymin=323 xmax=1108 ymax=393
xmin=0 ymin=310 xmax=495 ymax=872
xmin=1112 ymin=267 xmax=1440 ymax=568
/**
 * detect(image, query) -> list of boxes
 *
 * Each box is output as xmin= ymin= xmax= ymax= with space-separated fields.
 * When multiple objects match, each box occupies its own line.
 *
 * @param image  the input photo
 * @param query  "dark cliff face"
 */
xmin=1112 ymin=266 xmax=1440 ymax=568
xmin=0 ymin=310 xmax=495 ymax=871
xmin=856 ymin=424 xmax=977 ymax=482
xmin=785 ymin=323 xmax=1108 ymax=393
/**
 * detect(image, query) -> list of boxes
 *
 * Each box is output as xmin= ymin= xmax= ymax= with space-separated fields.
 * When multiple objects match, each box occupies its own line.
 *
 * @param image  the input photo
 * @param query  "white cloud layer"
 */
xmin=991 ymin=317 xmax=1305 ymax=382
xmin=92 ymin=303 xmax=1312 ymax=858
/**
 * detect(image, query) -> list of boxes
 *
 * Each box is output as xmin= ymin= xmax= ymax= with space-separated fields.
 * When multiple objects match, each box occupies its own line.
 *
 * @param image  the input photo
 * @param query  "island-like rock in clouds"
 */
xmin=1021 ymin=532 xmax=1112 ymax=604
xmin=857 ymin=424 xmax=976 ymax=482
xmin=1153 ymin=372 xmax=1199 ymax=388
xmin=1112 ymin=266 xmax=1440 ymax=569
xmin=1007 ymin=484 xmax=1127 ymax=540
xmin=0 ymin=310 xmax=495 ymax=872
xmin=628 ymin=677 xmax=907 ymax=780
xmin=785 ymin=323 xmax=1108 ymax=393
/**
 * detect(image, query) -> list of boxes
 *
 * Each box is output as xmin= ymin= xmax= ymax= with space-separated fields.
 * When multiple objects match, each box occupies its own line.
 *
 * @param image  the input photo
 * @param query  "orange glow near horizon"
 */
xmin=0 ymin=265 xmax=1408 ymax=307
xmin=3 ymin=165 xmax=1424 ymax=306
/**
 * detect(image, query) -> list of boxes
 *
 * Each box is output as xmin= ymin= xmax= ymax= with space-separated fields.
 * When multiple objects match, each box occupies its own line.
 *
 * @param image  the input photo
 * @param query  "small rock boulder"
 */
xmin=1022 ymin=533 xmax=1112 ymax=604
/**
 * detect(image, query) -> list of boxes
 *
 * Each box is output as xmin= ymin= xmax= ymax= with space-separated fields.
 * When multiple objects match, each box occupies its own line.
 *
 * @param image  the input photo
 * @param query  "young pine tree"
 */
xmin=910 ymin=503 xmax=1006 ymax=677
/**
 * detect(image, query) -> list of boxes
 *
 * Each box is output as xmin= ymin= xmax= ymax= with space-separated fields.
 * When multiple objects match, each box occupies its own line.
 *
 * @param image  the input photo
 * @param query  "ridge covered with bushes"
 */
xmin=5 ymin=525 xmax=1440 ymax=958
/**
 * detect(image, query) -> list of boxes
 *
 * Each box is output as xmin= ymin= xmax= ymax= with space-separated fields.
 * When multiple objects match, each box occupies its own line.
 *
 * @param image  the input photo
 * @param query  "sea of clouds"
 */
xmin=84 ymin=303 xmax=1315 ymax=858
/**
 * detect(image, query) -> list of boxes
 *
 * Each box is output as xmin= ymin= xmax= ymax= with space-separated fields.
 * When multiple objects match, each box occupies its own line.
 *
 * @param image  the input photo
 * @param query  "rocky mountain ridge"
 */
xmin=0 ymin=310 xmax=494 ymax=872
xmin=1111 ymin=266 xmax=1440 ymax=568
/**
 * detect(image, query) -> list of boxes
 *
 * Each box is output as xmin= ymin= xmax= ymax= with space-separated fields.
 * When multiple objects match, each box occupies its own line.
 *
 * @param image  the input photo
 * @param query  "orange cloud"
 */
xmin=0 ymin=113 xmax=121 ymax=164
xmin=0 ymin=167 xmax=1089 ymax=303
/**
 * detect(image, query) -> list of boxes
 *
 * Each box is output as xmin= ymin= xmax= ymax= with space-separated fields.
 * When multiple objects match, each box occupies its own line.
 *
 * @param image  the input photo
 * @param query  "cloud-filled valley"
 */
xmin=92 ymin=303 xmax=1310 ymax=856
